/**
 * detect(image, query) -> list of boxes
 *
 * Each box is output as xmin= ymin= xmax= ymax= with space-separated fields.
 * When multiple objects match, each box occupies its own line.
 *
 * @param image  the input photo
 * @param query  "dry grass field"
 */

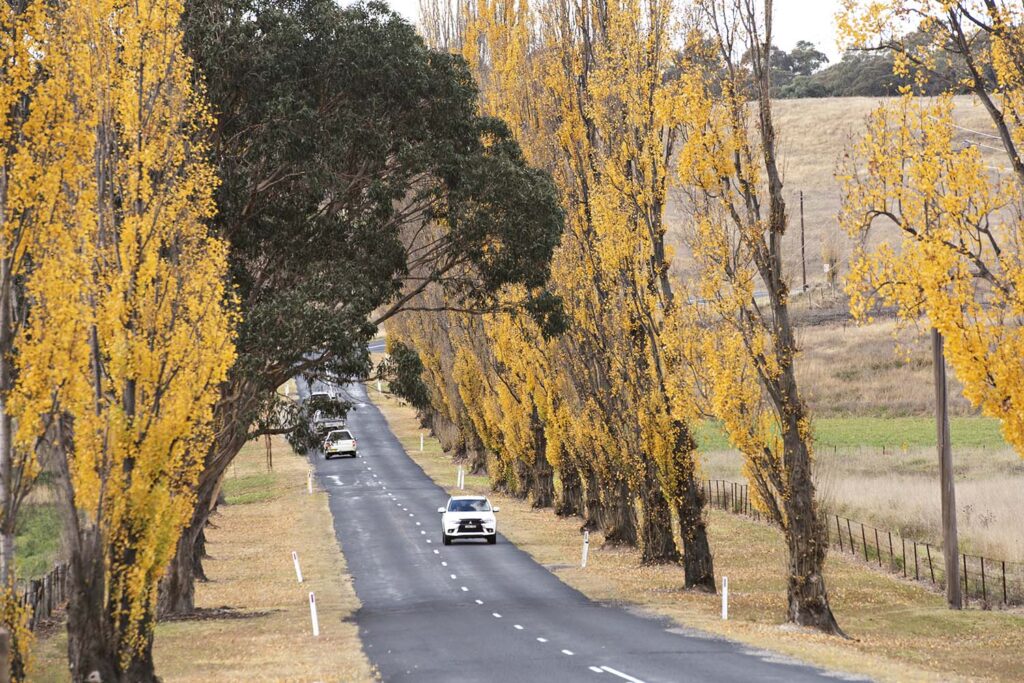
xmin=31 ymin=437 xmax=375 ymax=682
xmin=668 ymin=95 xmax=1010 ymax=289
xmin=373 ymin=387 xmax=1024 ymax=683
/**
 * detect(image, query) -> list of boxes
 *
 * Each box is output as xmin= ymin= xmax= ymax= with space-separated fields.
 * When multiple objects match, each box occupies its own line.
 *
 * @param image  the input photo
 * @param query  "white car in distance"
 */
xmin=438 ymin=496 xmax=499 ymax=545
xmin=323 ymin=429 xmax=357 ymax=459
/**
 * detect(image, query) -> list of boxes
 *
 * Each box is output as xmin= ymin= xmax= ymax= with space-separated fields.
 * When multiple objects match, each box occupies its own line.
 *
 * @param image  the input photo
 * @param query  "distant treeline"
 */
xmin=768 ymin=35 xmax=981 ymax=98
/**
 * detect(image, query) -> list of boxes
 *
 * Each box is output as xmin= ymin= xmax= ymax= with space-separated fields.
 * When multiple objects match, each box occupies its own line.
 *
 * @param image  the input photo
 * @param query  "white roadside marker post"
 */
xmin=420 ymin=432 xmax=424 ymax=452
xmin=376 ymin=379 xmax=382 ymax=394
xmin=307 ymin=470 xmax=313 ymax=494
xmin=457 ymin=465 xmax=464 ymax=490
xmin=581 ymin=530 xmax=590 ymax=568
xmin=292 ymin=551 xmax=303 ymax=583
xmin=309 ymin=592 xmax=320 ymax=636
xmin=722 ymin=576 xmax=729 ymax=620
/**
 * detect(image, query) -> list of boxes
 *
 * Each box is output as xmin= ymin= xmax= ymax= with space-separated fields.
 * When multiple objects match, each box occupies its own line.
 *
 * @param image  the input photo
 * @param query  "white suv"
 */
xmin=323 ymin=429 xmax=357 ymax=459
xmin=437 ymin=496 xmax=499 ymax=545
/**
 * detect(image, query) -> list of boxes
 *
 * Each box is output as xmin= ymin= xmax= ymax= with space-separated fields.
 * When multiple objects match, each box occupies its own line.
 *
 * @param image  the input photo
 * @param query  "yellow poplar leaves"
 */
xmin=10 ymin=0 xmax=236 ymax=666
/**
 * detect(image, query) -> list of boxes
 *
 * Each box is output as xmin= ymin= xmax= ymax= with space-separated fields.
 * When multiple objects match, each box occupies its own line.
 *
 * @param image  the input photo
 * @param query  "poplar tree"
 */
xmin=669 ymin=0 xmax=842 ymax=633
xmin=11 ymin=0 xmax=236 ymax=679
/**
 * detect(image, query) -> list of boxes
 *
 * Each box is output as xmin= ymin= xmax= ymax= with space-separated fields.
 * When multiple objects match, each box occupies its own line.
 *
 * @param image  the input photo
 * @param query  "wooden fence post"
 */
xmin=963 ymin=554 xmax=969 ymax=605
xmin=1002 ymin=561 xmax=1007 ymax=605
xmin=914 ymin=542 xmax=919 ymax=581
xmin=902 ymin=537 xmax=907 ymax=577
xmin=847 ymin=518 xmax=854 ymax=555
xmin=981 ymin=557 xmax=987 ymax=604
xmin=888 ymin=531 xmax=894 ymax=570
xmin=926 ymin=544 xmax=935 ymax=584
xmin=836 ymin=516 xmax=843 ymax=553
xmin=861 ymin=524 xmax=869 ymax=562
xmin=874 ymin=528 xmax=882 ymax=567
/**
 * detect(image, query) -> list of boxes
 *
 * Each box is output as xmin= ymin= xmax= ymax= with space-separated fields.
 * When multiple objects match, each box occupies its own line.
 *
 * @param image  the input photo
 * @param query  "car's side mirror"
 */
xmin=493 ymin=506 xmax=500 ymax=513
xmin=437 ymin=507 xmax=445 ymax=514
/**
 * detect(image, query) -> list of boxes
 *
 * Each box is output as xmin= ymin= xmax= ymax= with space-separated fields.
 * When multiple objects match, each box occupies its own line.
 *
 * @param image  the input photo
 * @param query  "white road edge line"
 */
xmin=588 ymin=666 xmax=603 ymax=673
xmin=600 ymin=666 xmax=647 ymax=683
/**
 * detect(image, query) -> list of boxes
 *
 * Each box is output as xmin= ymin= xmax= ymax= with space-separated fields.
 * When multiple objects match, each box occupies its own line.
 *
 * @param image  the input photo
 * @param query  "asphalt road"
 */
xmin=301 ymin=379 xmax=858 ymax=683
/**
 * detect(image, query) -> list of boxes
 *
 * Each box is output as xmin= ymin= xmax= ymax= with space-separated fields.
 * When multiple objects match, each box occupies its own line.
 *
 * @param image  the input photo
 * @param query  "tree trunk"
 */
xmin=65 ymin=531 xmax=159 ymax=683
xmin=638 ymin=470 xmax=679 ymax=564
xmin=782 ymin=436 xmax=841 ymax=633
xmin=512 ymin=457 xmax=530 ymax=499
xmin=601 ymin=477 xmax=637 ymax=546
xmin=676 ymin=480 xmax=716 ymax=592
xmin=529 ymin=413 xmax=554 ymax=508
xmin=159 ymin=418 xmax=248 ymax=617
xmin=0 ymin=257 xmax=13 ymax=585
xmin=672 ymin=422 xmax=716 ymax=590
xmin=555 ymin=460 xmax=583 ymax=517
xmin=65 ymin=531 xmax=120 ymax=683
xmin=582 ymin=464 xmax=602 ymax=531
xmin=158 ymin=520 xmax=199 ymax=617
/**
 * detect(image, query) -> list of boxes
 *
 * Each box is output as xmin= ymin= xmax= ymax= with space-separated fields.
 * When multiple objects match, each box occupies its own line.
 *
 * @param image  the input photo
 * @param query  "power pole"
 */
xmin=932 ymin=327 xmax=962 ymax=609
xmin=799 ymin=190 xmax=807 ymax=292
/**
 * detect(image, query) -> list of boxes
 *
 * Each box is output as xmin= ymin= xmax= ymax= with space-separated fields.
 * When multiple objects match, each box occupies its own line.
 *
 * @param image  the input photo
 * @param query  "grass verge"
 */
xmin=373 ymin=389 xmax=1024 ymax=683
xmin=695 ymin=416 xmax=1006 ymax=452
xmin=32 ymin=436 xmax=375 ymax=682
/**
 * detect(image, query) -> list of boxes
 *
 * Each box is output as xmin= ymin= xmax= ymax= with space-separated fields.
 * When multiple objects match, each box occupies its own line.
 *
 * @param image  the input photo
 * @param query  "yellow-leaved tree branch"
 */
xmin=840 ymin=0 xmax=1024 ymax=458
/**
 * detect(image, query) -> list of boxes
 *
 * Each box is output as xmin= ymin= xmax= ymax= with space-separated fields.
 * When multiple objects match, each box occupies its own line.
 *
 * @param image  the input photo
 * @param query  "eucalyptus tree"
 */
xmin=160 ymin=0 xmax=563 ymax=614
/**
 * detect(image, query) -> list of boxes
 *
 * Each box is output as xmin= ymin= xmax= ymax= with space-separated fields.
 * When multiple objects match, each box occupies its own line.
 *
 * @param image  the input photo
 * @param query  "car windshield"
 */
xmin=448 ymin=498 xmax=491 ymax=512
xmin=327 ymin=431 xmax=351 ymax=440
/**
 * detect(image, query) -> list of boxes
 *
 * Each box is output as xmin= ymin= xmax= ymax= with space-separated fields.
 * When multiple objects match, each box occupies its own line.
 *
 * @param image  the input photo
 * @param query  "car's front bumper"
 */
xmin=444 ymin=520 xmax=495 ymax=537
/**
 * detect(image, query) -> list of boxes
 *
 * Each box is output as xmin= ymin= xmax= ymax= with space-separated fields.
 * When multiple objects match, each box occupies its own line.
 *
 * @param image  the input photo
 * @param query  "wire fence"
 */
xmin=15 ymin=562 xmax=69 ymax=631
xmin=703 ymin=478 xmax=1024 ymax=607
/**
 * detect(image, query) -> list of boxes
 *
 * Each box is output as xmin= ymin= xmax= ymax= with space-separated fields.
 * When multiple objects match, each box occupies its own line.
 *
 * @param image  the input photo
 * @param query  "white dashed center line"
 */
xmin=420 ymin=530 xmax=426 ymax=535
xmin=408 ymin=513 xmax=414 ymax=517
xmin=491 ymin=612 xmax=502 ymax=618
xmin=426 ymin=539 xmax=432 ymax=544
xmin=432 ymin=549 xmax=439 ymax=555
xmin=600 ymin=666 xmax=647 ymax=683
xmin=536 ymin=637 xmax=547 ymax=643
xmin=561 ymin=649 xmax=574 ymax=656
xmin=450 ymin=574 xmax=457 ymax=580
xmin=474 ymin=599 xmax=483 ymax=605
xmin=588 ymin=666 xmax=603 ymax=673
xmin=460 ymin=586 xmax=468 ymax=592
xmin=513 ymin=624 xmax=524 ymax=630
xmin=441 ymin=561 xmax=447 ymax=567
